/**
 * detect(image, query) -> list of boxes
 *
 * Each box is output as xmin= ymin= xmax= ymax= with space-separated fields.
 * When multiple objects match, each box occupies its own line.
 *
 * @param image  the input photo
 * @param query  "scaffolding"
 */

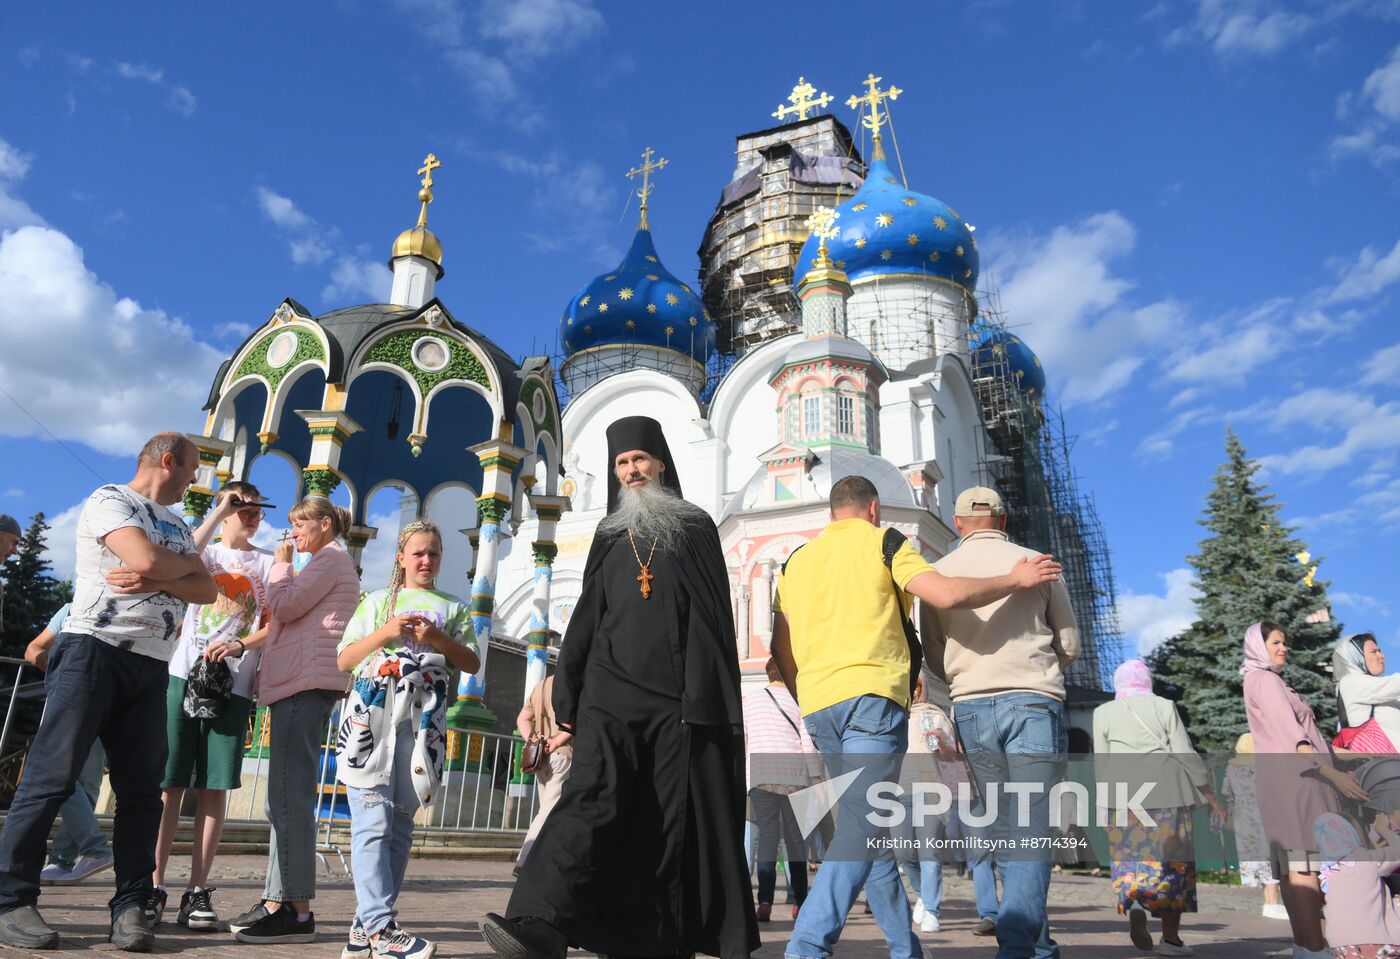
xmin=698 ymin=115 xmax=866 ymax=356
xmin=968 ymin=286 xmax=1123 ymax=692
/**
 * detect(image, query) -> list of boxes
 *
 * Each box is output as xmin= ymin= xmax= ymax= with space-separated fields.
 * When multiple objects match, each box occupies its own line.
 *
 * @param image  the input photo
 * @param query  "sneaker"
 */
xmin=755 ymin=902 xmax=771 ymax=922
xmin=342 ymin=920 xmax=372 ymax=959
xmin=143 ymin=888 xmax=168 ymax=927
xmin=911 ymin=898 xmax=926 ymax=924
xmin=234 ymin=908 xmax=316 ymax=944
xmin=1128 ymin=902 xmax=1152 ymax=952
xmin=178 ymin=888 xmax=219 ymax=931
xmin=61 ymin=851 xmax=114 ymax=883
xmin=1261 ymin=902 xmax=1289 ymax=920
xmin=972 ymin=917 xmax=997 ymax=937
xmin=109 ymin=907 xmax=155 ymax=952
xmin=371 ymin=924 xmax=436 ymax=959
xmin=0 ymin=905 xmax=60 ymax=949
xmin=1155 ymin=941 xmax=1194 ymax=957
xmin=480 ymin=913 xmax=567 ymax=959
xmin=39 ymin=863 xmax=70 ymax=885
xmin=919 ymin=914 xmax=940 ymax=933
xmin=229 ymin=902 xmax=273 ymax=933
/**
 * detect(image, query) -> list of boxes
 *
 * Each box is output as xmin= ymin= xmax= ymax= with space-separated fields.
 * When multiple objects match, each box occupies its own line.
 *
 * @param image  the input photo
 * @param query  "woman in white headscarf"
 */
xmin=1334 ymin=633 xmax=1400 ymax=754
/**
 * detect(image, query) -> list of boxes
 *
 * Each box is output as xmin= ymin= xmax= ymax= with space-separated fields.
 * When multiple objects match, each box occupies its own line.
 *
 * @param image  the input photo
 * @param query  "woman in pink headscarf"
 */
xmin=1243 ymin=620 xmax=1369 ymax=959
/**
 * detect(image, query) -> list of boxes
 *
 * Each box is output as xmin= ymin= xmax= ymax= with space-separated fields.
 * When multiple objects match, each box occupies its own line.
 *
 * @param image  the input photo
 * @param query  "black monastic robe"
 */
xmin=506 ymin=512 xmax=760 ymax=959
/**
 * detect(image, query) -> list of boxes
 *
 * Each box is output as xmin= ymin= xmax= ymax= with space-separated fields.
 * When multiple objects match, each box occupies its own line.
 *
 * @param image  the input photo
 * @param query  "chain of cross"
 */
xmin=846 ymin=72 xmax=902 ymax=138
xmin=773 ymin=76 xmax=833 ymax=123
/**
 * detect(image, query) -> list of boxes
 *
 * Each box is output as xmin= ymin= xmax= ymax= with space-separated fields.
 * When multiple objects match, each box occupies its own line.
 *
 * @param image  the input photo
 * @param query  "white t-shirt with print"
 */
xmin=170 ymin=542 xmax=274 ymax=701
xmin=66 ymin=484 xmax=198 ymax=662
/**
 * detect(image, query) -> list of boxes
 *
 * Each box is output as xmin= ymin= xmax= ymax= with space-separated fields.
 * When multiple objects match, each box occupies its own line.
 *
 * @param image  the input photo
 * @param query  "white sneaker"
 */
xmin=57 ymin=851 xmax=113 ymax=884
xmin=39 ymin=863 xmax=69 ymax=885
xmin=1261 ymin=903 xmax=1288 ymax=920
xmin=1128 ymin=902 xmax=1152 ymax=952
xmin=920 ymin=914 xmax=940 ymax=933
xmin=1155 ymin=941 xmax=1194 ymax=957
xmin=911 ymin=898 xmax=926 ymax=924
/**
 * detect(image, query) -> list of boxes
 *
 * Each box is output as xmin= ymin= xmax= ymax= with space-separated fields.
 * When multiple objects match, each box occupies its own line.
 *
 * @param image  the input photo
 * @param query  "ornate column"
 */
xmin=296 ymin=410 xmax=363 ymax=500
xmin=447 ymin=438 xmax=528 ymax=732
xmin=181 ymin=435 xmax=235 ymax=526
xmin=522 ymin=493 xmax=570 ymax=704
xmin=345 ymin=524 xmax=378 ymax=574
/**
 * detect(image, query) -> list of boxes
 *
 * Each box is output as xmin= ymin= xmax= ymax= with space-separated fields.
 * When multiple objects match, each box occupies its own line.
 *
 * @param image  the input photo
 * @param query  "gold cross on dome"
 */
xmin=773 ymin=76 xmax=833 ymax=123
xmin=846 ymin=73 xmax=902 ymax=157
xmin=418 ymin=153 xmax=441 ymax=190
xmin=805 ymin=206 xmax=840 ymax=264
xmin=625 ymin=146 xmax=669 ymax=228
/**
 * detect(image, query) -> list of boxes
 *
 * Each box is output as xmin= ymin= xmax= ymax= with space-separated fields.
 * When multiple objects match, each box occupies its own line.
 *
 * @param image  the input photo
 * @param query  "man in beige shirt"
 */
xmin=922 ymin=487 xmax=1078 ymax=959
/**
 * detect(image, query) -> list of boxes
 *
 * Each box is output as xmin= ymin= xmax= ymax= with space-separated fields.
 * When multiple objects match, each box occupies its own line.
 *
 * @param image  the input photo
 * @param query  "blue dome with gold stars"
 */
xmin=559 ymin=226 xmax=716 ymax=361
xmin=971 ymin=328 xmax=1046 ymax=399
xmin=794 ymin=155 xmax=979 ymax=291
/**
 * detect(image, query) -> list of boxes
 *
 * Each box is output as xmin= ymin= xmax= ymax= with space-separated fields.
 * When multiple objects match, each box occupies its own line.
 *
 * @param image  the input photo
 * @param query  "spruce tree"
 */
xmin=1149 ymin=430 xmax=1340 ymax=753
xmin=0 ymin=513 xmax=73 ymax=659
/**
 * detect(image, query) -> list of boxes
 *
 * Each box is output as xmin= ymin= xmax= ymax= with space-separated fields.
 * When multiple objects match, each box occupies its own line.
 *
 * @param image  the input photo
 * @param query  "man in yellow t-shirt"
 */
xmin=771 ymin=475 xmax=1060 ymax=959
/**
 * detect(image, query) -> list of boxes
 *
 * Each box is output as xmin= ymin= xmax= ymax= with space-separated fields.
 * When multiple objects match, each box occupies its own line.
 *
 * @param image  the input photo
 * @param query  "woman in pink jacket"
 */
xmin=229 ymin=498 xmax=361 ymax=945
xmin=1243 ymin=620 xmax=1369 ymax=959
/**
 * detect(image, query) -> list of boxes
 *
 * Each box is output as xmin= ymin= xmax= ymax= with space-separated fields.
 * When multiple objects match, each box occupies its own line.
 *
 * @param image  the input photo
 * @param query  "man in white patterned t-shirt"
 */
xmin=0 ymin=433 xmax=215 ymax=953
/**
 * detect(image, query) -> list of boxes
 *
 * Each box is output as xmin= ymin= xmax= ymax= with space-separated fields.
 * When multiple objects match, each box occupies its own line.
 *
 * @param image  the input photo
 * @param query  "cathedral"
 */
xmin=191 ymin=76 xmax=1119 ymax=742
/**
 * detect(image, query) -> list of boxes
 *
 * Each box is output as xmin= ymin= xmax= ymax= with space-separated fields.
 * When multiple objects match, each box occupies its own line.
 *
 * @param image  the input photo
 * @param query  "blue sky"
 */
xmin=2 ymin=1 xmax=1399 ymax=660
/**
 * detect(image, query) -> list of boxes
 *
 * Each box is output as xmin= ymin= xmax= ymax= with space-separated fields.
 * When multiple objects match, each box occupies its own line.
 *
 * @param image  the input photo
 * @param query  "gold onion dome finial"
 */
xmin=846 ymin=73 xmax=901 ymax=161
xmin=391 ymin=153 xmax=444 ymax=271
xmin=625 ymin=146 xmax=668 ymax=230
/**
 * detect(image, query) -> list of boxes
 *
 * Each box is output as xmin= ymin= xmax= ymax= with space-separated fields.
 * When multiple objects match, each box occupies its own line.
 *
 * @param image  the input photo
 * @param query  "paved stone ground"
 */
xmin=18 ymin=856 xmax=1301 ymax=958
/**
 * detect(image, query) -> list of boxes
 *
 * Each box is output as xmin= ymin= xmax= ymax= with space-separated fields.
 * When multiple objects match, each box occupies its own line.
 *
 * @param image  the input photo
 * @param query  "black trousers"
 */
xmin=0 ymin=633 xmax=168 ymax=919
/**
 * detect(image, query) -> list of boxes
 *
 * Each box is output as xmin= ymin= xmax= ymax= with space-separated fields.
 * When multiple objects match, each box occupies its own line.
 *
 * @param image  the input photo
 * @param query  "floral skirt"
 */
xmin=1333 ymin=946 xmax=1400 ymax=959
xmin=1109 ymin=806 xmax=1198 ymax=917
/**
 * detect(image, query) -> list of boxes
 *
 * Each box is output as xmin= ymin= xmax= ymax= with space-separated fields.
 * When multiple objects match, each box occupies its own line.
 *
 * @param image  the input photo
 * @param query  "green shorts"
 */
xmin=162 ymin=676 xmax=254 ymax=791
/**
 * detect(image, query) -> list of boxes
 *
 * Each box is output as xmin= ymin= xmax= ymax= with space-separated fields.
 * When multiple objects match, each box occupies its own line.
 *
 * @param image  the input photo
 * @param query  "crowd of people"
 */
xmin=0 ymin=415 xmax=1396 ymax=959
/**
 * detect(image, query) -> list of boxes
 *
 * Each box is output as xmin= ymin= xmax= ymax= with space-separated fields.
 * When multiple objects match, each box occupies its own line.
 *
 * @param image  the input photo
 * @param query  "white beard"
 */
xmin=597 ymin=481 xmax=699 ymax=552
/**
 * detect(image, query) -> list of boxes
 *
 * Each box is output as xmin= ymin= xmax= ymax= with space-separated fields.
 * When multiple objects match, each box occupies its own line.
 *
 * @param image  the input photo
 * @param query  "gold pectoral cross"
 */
xmin=637 ymin=565 xmax=654 ymax=600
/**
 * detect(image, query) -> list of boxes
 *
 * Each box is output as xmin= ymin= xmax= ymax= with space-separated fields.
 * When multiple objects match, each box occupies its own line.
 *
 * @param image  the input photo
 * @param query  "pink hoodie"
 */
xmin=258 ymin=539 xmax=360 ymax=705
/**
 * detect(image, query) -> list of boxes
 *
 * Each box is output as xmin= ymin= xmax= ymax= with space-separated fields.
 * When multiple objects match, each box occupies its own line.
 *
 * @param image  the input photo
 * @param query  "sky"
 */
xmin=1 ymin=0 xmax=1399 ymax=661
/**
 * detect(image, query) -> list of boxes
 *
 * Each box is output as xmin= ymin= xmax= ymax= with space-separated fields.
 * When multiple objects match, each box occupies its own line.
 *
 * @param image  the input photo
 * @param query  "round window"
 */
xmin=412 ymin=336 xmax=450 ymax=373
xmin=266 ymin=331 xmax=298 ymax=369
xmin=532 ymin=390 xmax=546 ymax=421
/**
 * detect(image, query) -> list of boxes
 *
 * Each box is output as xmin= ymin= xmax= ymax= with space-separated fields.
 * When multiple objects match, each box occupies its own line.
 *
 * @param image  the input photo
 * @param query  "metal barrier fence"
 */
xmin=0 ymin=660 xmax=542 ymax=844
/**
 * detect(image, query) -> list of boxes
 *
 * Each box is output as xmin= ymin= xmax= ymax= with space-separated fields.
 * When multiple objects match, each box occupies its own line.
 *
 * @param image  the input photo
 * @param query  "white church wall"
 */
xmin=846 ymin=278 xmax=970 ymax=372
xmin=707 ymin=335 xmax=792 ymax=500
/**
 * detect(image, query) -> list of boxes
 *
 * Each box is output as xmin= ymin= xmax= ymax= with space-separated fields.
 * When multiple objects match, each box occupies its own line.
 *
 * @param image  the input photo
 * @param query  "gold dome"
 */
xmin=390 ymin=225 xmax=443 ymax=276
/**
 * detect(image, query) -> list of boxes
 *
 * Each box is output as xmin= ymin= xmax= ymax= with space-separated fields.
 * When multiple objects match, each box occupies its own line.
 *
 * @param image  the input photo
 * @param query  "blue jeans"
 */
xmin=954 ymin=693 xmax=1066 ymax=959
xmin=0 ymin=633 xmax=167 ymax=919
xmin=785 ymin=695 xmax=920 ymax=959
xmin=348 ymin=723 xmax=417 ymax=935
xmin=262 ymin=690 xmax=339 ymax=903
xmin=972 ymin=858 xmax=1000 ymax=920
xmin=48 ymin=743 xmax=109 ymax=870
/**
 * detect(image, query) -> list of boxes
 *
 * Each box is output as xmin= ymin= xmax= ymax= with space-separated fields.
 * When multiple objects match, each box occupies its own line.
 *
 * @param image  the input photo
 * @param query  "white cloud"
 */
xmin=40 ymin=501 xmax=85 ymax=581
xmin=255 ymin=187 xmax=312 ymax=229
xmin=990 ymin=211 xmax=1180 ymax=406
xmin=1165 ymin=305 xmax=1285 ymax=384
xmin=215 ymin=320 xmax=253 ymax=340
xmin=1363 ymin=343 xmax=1400 ymax=385
xmin=0 ymin=225 xmax=222 ymax=456
xmin=254 ymin=187 xmax=382 ymax=301
xmin=1333 ymin=591 xmax=1393 ymax=617
xmin=0 ymin=137 xmax=45 ymax=230
xmin=358 ymin=510 xmax=402 ymax=589
xmin=1331 ymin=44 xmax=1400 ymax=166
xmin=1327 ymin=238 xmax=1400 ymax=302
xmin=2 ymin=488 xmax=22 ymax=498
xmin=1166 ymin=0 xmax=1314 ymax=59
xmin=1254 ymin=388 xmax=1400 ymax=476
xmin=497 ymin=151 xmax=620 ymax=257
xmin=322 ymin=254 xmax=391 ymax=304
xmin=65 ymin=54 xmax=93 ymax=75
xmin=397 ymin=0 xmax=606 ymax=128
xmin=1136 ymin=407 xmax=1216 ymax=461
xmin=110 ymin=59 xmax=196 ymax=117
xmin=1116 ymin=568 xmax=1200 ymax=656
xmin=17 ymin=47 xmax=40 ymax=68
xmin=114 ymin=61 xmax=164 ymax=83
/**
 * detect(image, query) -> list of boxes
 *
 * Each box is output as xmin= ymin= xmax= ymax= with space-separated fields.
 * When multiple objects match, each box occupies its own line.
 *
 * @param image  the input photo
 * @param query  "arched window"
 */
xmin=802 ymin=394 xmax=821 ymax=438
